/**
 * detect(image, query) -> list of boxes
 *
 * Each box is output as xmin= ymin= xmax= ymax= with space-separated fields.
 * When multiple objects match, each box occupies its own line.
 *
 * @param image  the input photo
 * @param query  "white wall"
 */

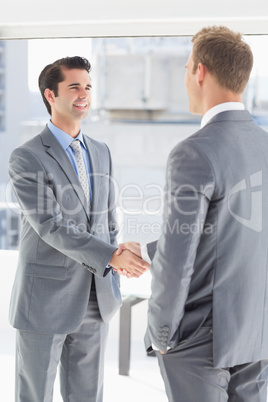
xmin=0 ymin=0 xmax=268 ymax=39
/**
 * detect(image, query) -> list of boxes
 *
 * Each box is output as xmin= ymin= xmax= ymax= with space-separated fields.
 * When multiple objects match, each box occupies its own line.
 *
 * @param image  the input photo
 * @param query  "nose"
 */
xmin=78 ymin=88 xmax=89 ymax=99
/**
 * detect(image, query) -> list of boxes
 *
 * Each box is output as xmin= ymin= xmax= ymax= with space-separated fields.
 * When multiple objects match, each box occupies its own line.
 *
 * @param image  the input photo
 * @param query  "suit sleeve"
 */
xmin=147 ymin=241 xmax=158 ymax=260
xmin=9 ymin=146 xmax=117 ymax=278
xmin=147 ymin=140 xmax=215 ymax=352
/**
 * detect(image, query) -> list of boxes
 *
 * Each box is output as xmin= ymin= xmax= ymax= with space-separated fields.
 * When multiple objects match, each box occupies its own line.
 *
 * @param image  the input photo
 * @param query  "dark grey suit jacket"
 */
xmin=8 ymin=127 xmax=121 ymax=334
xmin=146 ymin=110 xmax=268 ymax=368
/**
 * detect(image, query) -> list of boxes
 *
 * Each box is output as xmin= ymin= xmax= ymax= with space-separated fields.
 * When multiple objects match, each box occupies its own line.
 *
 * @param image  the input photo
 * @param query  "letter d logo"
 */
xmin=228 ymin=171 xmax=262 ymax=233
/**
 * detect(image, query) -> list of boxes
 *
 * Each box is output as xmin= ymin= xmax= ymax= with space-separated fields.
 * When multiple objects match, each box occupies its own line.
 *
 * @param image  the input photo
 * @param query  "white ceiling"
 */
xmin=1 ymin=0 xmax=268 ymax=39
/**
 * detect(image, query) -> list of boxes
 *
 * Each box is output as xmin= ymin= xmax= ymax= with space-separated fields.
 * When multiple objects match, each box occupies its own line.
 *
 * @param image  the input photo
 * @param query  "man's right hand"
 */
xmin=109 ymin=248 xmax=149 ymax=278
xmin=116 ymin=241 xmax=141 ymax=258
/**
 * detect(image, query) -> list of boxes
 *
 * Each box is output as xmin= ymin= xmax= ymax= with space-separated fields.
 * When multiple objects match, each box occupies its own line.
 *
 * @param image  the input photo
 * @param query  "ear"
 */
xmin=44 ymin=88 xmax=55 ymax=105
xmin=196 ymin=63 xmax=206 ymax=86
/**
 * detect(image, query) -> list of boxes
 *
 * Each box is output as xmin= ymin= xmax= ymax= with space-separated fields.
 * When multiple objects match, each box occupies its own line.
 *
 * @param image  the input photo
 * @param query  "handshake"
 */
xmin=109 ymin=241 xmax=150 ymax=279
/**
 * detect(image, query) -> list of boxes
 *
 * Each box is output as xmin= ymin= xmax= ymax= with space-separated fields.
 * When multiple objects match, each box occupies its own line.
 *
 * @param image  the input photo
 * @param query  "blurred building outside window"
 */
xmin=0 ymin=35 xmax=268 ymax=250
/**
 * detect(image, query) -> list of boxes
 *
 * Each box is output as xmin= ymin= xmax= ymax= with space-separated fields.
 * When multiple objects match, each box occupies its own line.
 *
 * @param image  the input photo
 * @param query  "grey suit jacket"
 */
xmin=8 ymin=126 xmax=122 ymax=334
xmin=146 ymin=110 xmax=268 ymax=368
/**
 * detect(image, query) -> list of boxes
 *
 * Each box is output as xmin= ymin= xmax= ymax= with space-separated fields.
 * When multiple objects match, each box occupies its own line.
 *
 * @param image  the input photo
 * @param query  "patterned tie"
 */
xmin=70 ymin=140 xmax=90 ymax=209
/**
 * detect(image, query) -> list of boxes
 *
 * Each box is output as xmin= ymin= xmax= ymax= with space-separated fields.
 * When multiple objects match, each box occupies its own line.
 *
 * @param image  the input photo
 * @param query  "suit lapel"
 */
xmin=40 ymin=127 xmax=91 ymax=221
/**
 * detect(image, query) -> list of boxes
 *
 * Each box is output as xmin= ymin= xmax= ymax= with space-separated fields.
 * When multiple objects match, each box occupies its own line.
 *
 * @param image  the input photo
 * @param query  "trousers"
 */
xmin=157 ymin=327 xmax=268 ymax=402
xmin=15 ymin=288 xmax=109 ymax=402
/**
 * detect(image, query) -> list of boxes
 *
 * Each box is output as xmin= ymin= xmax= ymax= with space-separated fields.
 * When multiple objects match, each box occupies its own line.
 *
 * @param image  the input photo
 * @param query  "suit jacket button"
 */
xmin=161 ymin=341 xmax=166 ymax=346
xmin=162 ymin=326 xmax=169 ymax=332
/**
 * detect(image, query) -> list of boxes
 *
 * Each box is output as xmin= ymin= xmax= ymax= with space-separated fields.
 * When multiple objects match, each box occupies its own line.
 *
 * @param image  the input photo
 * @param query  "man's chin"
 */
xmin=189 ymin=105 xmax=202 ymax=116
xmin=73 ymin=111 xmax=89 ymax=120
xmin=189 ymin=108 xmax=198 ymax=116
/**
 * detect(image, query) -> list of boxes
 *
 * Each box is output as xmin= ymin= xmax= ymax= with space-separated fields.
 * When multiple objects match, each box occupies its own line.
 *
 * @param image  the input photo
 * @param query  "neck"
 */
xmin=51 ymin=117 xmax=81 ymax=138
xmin=200 ymin=77 xmax=243 ymax=115
xmin=202 ymin=94 xmax=242 ymax=116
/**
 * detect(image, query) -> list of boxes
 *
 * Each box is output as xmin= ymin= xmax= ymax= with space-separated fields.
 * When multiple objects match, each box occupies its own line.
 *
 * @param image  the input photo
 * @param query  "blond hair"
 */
xmin=192 ymin=26 xmax=253 ymax=94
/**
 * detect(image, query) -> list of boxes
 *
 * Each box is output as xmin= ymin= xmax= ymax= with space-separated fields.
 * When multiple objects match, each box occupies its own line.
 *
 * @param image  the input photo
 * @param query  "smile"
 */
xmin=73 ymin=103 xmax=87 ymax=108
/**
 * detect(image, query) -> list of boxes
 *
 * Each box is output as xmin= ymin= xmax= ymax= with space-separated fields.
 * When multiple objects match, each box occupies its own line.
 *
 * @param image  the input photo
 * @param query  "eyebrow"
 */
xmin=68 ymin=83 xmax=92 ymax=88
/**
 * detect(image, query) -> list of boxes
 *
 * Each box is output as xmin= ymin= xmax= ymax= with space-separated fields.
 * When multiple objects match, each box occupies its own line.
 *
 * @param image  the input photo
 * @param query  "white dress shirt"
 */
xmin=200 ymin=102 xmax=245 ymax=128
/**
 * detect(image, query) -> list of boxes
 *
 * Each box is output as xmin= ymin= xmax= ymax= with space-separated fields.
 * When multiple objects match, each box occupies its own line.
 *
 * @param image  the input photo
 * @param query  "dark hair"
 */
xmin=38 ymin=56 xmax=91 ymax=115
xmin=192 ymin=26 xmax=253 ymax=94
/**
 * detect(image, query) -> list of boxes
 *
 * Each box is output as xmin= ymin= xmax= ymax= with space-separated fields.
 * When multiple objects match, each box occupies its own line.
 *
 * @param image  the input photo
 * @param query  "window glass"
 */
xmin=0 ymin=35 xmax=267 ymax=250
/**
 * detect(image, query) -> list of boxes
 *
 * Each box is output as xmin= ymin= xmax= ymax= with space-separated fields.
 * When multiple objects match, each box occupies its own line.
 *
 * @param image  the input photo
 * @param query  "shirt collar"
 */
xmin=47 ymin=120 xmax=86 ymax=150
xmin=201 ymin=102 xmax=245 ymax=129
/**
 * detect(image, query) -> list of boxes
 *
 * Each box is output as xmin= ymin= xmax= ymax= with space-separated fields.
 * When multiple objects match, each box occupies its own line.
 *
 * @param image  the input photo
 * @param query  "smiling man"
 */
xmin=8 ymin=56 xmax=149 ymax=402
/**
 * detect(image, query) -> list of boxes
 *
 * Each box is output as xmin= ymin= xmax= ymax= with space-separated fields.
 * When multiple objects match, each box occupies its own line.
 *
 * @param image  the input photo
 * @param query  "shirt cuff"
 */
xmin=152 ymin=343 xmax=171 ymax=352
